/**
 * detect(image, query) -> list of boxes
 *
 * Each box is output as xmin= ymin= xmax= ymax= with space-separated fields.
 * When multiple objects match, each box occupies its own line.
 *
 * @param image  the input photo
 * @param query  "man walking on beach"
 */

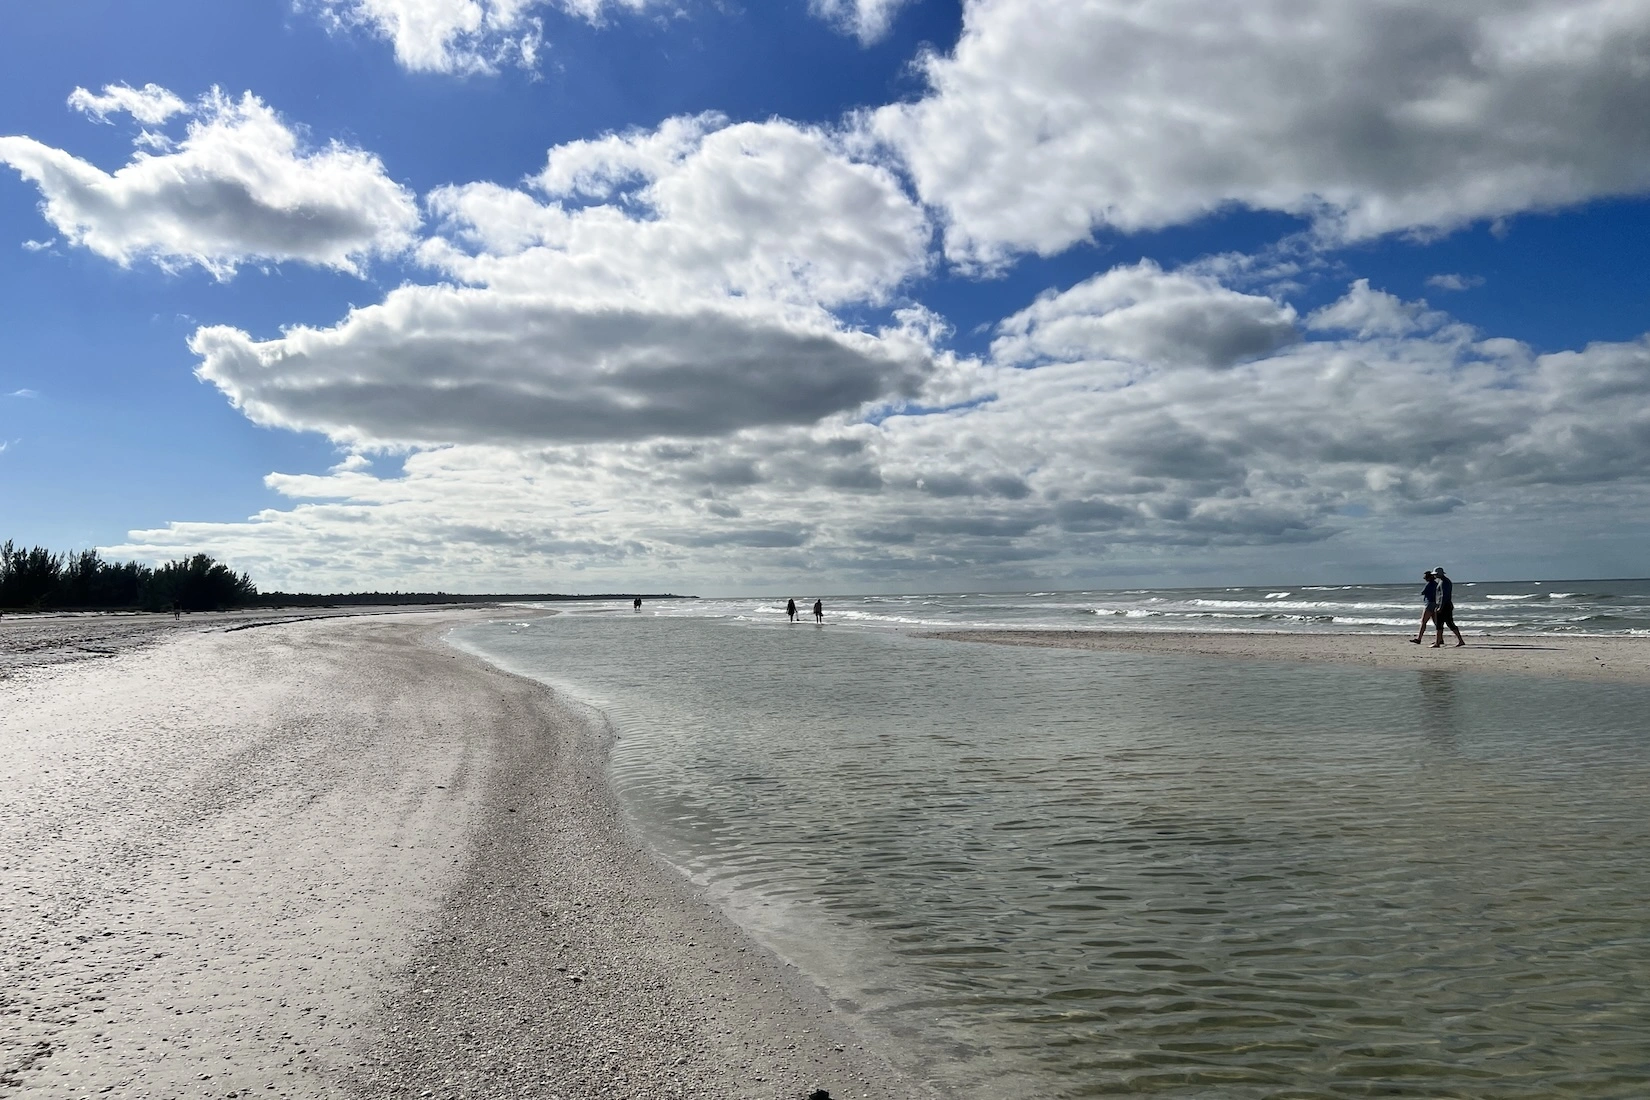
xmin=813 ymin=598 xmax=823 ymax=623
xmin=1432 ymin=567 xmax=1465 ymax=647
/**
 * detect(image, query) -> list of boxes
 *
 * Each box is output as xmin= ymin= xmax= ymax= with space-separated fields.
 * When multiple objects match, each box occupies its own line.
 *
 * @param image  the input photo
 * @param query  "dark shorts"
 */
xmin=1435 ymin=603 xmax=1456 ymax=627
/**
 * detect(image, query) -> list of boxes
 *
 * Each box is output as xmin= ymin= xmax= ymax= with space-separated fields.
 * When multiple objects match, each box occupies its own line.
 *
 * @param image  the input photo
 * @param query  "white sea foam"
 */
xmin=608 ymin=580 xmax=1650 ymax=636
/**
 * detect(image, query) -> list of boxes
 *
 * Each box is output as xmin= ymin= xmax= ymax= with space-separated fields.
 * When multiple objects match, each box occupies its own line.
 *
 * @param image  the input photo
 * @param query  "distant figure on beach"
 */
xmin=1410 ymin=571 xmax=1437 ymax=643
xmin=173 ymin=602 xmax=181 ymax=620
xmin=786 ymin=598 xmax=797 ymax=622
xmin=633 ymin=596 xmax=642 ymax=611
xmin=813 ymin=598 xmax=823 ymax=623
xmin=1431 ymin=566 xmax=1466 ymax=647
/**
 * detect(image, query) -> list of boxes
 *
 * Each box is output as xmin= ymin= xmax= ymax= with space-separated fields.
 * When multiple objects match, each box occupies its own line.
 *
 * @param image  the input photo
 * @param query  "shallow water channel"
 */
xmin=457 ymin=610 xmax=1650 ymax=1098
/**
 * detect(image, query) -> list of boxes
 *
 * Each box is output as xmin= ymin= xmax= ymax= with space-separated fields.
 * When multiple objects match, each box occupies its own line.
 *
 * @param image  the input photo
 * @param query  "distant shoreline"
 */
xmin=927 ymin=629 xmax=1650 ymax=684
xmin=0 ymin=592 xmax=695 ymax=614
xmin=0 ymin=598 xmax=698 ymax=676
xmin=249 ymin=591 xmax=695 ymax=607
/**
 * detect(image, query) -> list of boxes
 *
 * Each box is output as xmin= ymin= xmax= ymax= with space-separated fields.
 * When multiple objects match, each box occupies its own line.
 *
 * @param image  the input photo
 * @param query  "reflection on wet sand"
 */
xmin=1418 ymin=668 xmax=1459 ymax=745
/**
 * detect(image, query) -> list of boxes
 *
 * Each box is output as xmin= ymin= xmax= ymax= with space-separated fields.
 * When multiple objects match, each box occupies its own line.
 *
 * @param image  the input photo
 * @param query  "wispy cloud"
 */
xmin=308 ymin=0 xmax=670 ymax=75
xmin=5 ymin=389 xmax=39 ymax=398
xmin=67 ymin=82 xmax=188 ymax=125
xmin=810 ymin=0 xmax=914 ymax=43
xmin=1426 ymin=273 xmax=1487 ymax=292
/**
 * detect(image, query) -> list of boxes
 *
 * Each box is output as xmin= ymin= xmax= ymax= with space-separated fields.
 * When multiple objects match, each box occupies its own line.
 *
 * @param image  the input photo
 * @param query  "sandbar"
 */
xmin=928 ymin=629 xmax=1650 ymax=684
xmin=1 ymin=610 xmax=930 ymax=1099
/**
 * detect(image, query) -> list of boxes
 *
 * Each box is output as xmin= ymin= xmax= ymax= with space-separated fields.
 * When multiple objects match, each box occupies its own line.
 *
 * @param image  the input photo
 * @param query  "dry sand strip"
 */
xmin=0 ymin=606 xmax=477 ymax=680
xmin=927 ymin=629 xmax=1650 ymax=684
xmin=1 ymin=611 xmax=933 ymax=1100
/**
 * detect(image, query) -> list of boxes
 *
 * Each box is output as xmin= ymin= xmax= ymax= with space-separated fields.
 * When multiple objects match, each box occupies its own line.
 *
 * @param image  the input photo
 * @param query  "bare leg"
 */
xmin=1411 ymin=608 xmax=1433 ymax=643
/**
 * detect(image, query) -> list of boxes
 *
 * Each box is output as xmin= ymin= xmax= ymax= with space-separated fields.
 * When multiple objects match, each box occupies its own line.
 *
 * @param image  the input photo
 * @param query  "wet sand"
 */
xmin=0 ymin=610 xmax=930 ymax=1099
xmin=930 ymin=629 xmax=1650 ymax=684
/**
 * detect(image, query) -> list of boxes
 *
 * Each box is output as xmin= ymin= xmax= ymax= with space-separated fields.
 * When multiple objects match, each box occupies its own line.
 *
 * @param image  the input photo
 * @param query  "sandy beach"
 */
xmin=929 ymin=629 xmax=1650 ymax=684
xmin=0 ymin=606 xmax=434 ymax=679
xmin=0 ymin=610 xmax=930 ymax=1099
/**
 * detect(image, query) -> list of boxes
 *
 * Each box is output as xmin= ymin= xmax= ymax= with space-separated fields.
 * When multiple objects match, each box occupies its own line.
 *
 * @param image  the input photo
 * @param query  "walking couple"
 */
xmin=1411 ymin=567 xmax=1465 ymax=647
xmin=785 ymin=597 xmax=824 ymax=623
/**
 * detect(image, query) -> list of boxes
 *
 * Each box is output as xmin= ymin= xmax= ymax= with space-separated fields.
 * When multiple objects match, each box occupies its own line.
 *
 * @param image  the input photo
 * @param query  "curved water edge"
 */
xmin=451 ymin=609 xmax=1650 ymax=1098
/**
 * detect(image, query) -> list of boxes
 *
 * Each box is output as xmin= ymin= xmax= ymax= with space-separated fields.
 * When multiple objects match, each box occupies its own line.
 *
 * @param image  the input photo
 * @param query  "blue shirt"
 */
xmin=1422 ymin=579 xmax=1438 ymax=607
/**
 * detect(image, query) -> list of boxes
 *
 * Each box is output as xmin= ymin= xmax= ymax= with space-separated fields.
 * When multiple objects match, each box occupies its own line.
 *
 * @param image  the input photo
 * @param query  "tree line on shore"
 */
xmin=1 ymin=540 xmax=691 ymax=612
xmin=0 ymin=542 xmax=257 ymax=612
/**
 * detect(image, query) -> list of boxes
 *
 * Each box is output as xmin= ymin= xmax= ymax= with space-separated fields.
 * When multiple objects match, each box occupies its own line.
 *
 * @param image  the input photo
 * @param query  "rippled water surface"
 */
xmin=457 ymin=610 xmax=1650 ymax=1098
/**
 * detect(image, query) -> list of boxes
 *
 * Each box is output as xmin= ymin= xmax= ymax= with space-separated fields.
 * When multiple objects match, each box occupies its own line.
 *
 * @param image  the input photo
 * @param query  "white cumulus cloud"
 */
xmin=118 ymin=267 xmax=1650 ymax=592
xmin=501 ymin=114 xmax=931 ymax=307
xmin=0 ymin=88 xmax=420 ymax=278
xmin=191 ymin=290 xmax=928 ymax=446
xmin=992 ymin=260 xmax=1299 ymax=369
xmin=873 ymin=0 xmax=1650 ymax=265
xmin=191 ymin=115 xmax=934 ymax=446
xmin=1307 ymin=279 xmax=1450 ymax=339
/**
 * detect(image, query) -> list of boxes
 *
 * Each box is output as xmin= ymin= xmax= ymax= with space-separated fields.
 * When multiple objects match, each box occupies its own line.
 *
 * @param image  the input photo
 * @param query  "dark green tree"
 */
xmin=143 ymin=553 xmax=258 ymax=611
xmin=0 ymin=542 xmax=255 ymax=611
xmin=0 ymin=541 xmax=63 ymax=608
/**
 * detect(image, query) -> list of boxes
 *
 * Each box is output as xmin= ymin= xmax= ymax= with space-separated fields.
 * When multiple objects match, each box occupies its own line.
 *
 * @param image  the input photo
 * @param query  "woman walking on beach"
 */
xmin=786 ymin=598 xmax=797 ymax=622
xmin=1410 ymin=570 xmax=1437 ymax=643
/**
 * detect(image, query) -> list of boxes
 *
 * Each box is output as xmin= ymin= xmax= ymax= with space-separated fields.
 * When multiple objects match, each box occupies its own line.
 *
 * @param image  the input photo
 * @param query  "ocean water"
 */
xmin=624 ymin=579 xmax=1650 ymax=636
xmin=453 ymin=593 xmax=1650 ymax=1098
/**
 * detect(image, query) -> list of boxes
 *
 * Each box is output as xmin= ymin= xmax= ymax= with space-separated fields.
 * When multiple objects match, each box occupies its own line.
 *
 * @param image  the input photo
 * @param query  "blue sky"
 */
xmin=3 ymin=0 xmax=1649 ymax=593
